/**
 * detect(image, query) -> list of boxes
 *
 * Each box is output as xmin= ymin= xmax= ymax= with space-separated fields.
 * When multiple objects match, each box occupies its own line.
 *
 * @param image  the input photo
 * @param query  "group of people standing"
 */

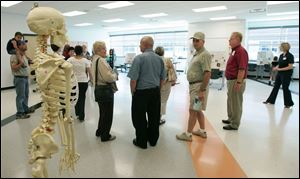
xmin=176 ymin=31 xmax=294 ymax=142
xmin=176 ymin=31 xmax=249 ymax=142
xmin=9 ymin=30 xmax=294 ymax=148
xmin=90 ymin=37 xmax=177 ymax=145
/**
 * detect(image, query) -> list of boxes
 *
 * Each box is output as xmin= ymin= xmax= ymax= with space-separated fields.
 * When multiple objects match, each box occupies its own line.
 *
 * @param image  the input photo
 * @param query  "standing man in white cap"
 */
xmin=176 ymin=32 xmax=212 ymax=141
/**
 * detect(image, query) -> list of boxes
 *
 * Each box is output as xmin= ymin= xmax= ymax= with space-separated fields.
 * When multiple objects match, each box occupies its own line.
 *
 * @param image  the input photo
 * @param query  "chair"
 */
xmin=262 ymin=63 xmax=272 ymax=80
xmin=248 ymin=63 xmax=257 ymax=72
xmin=264 ymin=64 xmax=271 ymax=73
xmin=210 ymin=68 xmax=223 ymax=90
xmin=247 ymin=63 xmax=257 ymax=78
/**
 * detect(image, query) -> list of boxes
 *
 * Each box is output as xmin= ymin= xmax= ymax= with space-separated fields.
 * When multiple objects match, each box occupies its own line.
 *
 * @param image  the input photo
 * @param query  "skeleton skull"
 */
xmin=27 ymin=7 xmax=68 ymax=48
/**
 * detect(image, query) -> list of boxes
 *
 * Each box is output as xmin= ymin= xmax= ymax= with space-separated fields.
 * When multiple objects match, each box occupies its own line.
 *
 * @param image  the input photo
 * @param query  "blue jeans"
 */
xmin=14 ymin=76 xmax=29 ymax=115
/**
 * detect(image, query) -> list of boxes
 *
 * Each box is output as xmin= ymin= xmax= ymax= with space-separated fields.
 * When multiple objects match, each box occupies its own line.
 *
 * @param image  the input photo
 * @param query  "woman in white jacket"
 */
xmin=155 ymin=46 xmax=177 ymax=125
xmin=92 ymin=41 xmax=118 ymax=142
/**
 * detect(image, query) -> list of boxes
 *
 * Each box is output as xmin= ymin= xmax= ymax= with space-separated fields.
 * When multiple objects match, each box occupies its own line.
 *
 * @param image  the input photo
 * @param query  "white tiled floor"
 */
xmin=1 ymin=73 xmax=299 ymax=177
xmin=206 ymin=79 xmax=299 ymax=178
xmin=1 ymin=80 xmax=41 ymax=120
xmin=250 ymin=77 xmax=299 ymax=94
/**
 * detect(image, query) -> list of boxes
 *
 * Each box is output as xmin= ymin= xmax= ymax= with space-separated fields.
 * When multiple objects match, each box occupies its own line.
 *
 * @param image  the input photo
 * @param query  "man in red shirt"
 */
xmin=223 ymin=32 xmax=248 ymax=130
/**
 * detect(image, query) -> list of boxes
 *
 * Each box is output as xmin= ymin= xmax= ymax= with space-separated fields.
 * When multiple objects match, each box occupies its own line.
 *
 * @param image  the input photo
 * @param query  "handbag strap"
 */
xmin=95 ymin=58 xmax=110 ymax=86
xmin=95 ymin=58 xmax=99 ymax=86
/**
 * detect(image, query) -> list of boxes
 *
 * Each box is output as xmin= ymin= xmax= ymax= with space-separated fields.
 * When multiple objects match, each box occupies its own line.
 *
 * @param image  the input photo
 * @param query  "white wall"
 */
xmin=188 ymin=20 xmax=246 ymax=57
xmin=1 ymin=12 xmax=33 ymax=88
xmin=67 ymin=28 xmax=110 ymax=54
xmin=1 ymin=12 xmax=110 ymax=88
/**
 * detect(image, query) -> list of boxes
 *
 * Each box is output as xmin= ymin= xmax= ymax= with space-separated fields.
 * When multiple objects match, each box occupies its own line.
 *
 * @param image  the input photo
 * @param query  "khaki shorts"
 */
xmin=189 ymin=82 xmax=209 ymax=111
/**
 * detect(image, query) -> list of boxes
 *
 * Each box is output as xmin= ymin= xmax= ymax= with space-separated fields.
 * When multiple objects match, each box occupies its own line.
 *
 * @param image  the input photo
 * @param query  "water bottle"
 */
xmin=193 ymin=97 xmax=201 ymax=111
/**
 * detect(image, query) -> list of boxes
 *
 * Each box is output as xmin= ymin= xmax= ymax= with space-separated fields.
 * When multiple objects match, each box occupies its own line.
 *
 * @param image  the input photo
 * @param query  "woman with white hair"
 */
xmin=155 ymin=46 xmax=177 ymax=125
xmin=92 ymin=41 xmax=118 ymax=142
xmin=263 ymin=42 xmax=294 ymax=108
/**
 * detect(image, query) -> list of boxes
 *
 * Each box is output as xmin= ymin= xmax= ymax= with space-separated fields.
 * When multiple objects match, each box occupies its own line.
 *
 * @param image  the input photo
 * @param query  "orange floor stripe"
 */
xmin=174 ymin=84 xmax=247 ymax=177
xmin=187 ymin=116 xmax=247 ymax=178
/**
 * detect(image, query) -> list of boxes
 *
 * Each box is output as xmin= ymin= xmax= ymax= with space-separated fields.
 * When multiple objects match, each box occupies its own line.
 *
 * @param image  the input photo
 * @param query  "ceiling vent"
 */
xmin=249 ymin=8 xmax=266 ymax=13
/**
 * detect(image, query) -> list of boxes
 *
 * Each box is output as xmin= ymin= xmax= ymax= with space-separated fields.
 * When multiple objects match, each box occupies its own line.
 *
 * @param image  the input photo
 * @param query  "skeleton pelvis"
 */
xmin=30 ymin=133 xmax=59 ymax=160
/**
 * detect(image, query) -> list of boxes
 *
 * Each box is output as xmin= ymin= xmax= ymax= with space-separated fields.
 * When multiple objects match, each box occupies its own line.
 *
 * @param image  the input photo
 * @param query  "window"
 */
xmin=110 ymin=31 xmax=188 ymax=58
xmin=110 ymin=31 xmax=188 ymax=71
xmin=247 ymin=26 xmax=299 ymax=62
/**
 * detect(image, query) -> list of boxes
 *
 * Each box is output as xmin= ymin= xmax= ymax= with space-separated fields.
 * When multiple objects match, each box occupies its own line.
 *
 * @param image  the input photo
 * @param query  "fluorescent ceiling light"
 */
xmin=267 ymin=11 xmax=299 ymax=16
xmin=63 ymin=11 xmax=86 ymax=17
xmin=74 ymin=23 xmax=93 ymax=27
xmin=210 ymin=16 xmax=236 ymax=21
xmin=193 ymin=6 xmax=227 ymax=12
xmin=103 ymin=18 xmax=124 ymax=23
xmin=99 ymin=1 xmax=134 ymax=9
xmin=140 ymin=13 xmax=168 ymax=18
xmin=267 ymin=1 xmax=299 ymax=5
xmin=1 ymin=1 xmax=22 ymax=7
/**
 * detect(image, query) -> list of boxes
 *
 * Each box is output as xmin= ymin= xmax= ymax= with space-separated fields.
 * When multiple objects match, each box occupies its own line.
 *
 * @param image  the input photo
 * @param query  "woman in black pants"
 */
xmin=263 ymin=42 xmax=294 ymax=108
xmin=67 ymin=45 xmax=93 ymax=121
xmin=92 ymin=41 xmax=118 ymax=142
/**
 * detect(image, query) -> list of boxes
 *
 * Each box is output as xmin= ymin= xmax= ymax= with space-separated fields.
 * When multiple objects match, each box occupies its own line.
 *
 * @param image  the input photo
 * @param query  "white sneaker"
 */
xmin=192 ymin=129 xmax=207 ymax=138
xmin=176 ymin=132 xmax=192 ymax=142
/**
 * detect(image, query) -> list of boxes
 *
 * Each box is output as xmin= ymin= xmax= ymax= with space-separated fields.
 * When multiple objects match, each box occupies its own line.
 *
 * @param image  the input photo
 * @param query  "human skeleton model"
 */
xmin=26 ymin=4 xmax=79 ymax=177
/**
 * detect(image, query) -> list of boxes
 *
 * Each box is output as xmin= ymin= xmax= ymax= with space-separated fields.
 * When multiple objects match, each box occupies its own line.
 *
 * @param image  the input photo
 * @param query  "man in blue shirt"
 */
xmin=127 ymin=36 xmax=166 ymax=149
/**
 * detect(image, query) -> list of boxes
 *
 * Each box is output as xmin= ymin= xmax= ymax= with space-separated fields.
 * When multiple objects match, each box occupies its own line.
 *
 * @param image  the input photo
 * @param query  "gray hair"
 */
xmin=93 ymin=41 xmax=106 ymax=54
xmin=232 ymin=32 xmax=243 ymax=42
xmin=155 ymin=46 xmax=164 ymax=56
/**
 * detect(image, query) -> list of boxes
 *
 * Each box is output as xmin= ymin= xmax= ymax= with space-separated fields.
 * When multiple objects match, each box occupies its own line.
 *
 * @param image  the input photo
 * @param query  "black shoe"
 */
xmin=159 ymin=119 xmax=166 ymax=125
xmin=95 ymin=130 xmax=100 ymax=137
xmin=222 ymin=120 xmax=231 ymax=124
xmin=133 ymin=139 xmax=147 ymax=149
xmin=25 ymin=108 xmax=35 ymax=114
xmin=16 ymin=113 xmax=30 ymax=119
xmin=148 ymin=140 xmax=157 ymax=147
xmin=268 ymin=81 xmax=271 ymax=85
xmin=149 ymin=143 xmax=156 ymax=147
xmin=285 ymin=105 xmax=293 ymax=108
xmin=263 ymin=101 xmax=274 ymax=104
xmin=223 ymin=125 xmax=238 ymax=130
xmin=101 ymin=135 xmax=116 ymax=142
